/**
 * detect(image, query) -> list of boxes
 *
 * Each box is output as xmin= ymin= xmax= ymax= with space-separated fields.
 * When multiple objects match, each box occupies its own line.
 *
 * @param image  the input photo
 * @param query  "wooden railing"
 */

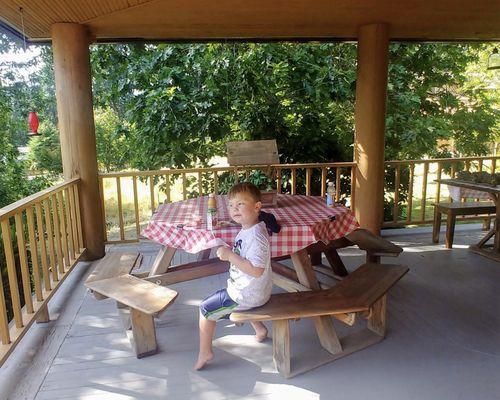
xmin=100 ymin=156 xmax=500 ymax=241
xmin=383 ymin=156 xmax=500 ymax=227
xmin=0 ymin=178 xmax=85 ymax=366
xmin=99 ymin=162 xmax=357 ymax=243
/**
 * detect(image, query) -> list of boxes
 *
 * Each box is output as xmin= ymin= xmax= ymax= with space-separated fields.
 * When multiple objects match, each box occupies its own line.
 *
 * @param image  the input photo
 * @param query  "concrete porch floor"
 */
xmin=1 ymin=225 xmax=499 ymax=399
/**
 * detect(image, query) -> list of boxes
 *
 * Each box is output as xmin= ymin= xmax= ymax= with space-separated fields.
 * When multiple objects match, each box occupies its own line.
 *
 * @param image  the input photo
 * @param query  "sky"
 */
xmin=0 ymin=45 xmax=42 ymax=82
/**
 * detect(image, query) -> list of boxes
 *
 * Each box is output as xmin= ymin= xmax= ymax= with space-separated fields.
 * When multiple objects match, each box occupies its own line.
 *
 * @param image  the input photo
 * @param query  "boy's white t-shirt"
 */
xmin=226 ymin=221 xmax=272 ymax=309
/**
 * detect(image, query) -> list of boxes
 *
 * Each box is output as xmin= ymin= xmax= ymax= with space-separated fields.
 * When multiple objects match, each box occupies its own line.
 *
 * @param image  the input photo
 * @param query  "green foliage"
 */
xmin=0 ymin=87 xmax=47 ymax=206
xmin=27 ymin=121 xmax=62 ymax=174
xmin=245 ymin=170 xmax=276 ymax=191
xmin=89 ymin=42 xmax=498 ymax=169
xmin=386 ymin=43 xmax=499 ymax=160
xmin=94 ymin=108 xmax=136 ymax=172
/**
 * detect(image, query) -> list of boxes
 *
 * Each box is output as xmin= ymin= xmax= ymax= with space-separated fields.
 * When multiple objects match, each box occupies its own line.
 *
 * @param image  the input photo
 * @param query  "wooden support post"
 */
xmin=130 ymin=308 xmax=157 ymax=358
xmin=367 ymin=295 xmax=387 ymax=337
xmin=51 ymin=23 xmax=104 ymax=260
xmin=272 ymin=319 xmax=291 ymax=378
xmin=35 ymin=304 xmax=50 ymax=323
xmin=354 ymin=23 xmax=390 ymax=235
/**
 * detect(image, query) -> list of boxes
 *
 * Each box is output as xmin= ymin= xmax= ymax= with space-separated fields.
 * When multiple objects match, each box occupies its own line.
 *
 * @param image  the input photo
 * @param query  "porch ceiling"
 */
xmin=0 ymin=0 xmax=499 ymax=43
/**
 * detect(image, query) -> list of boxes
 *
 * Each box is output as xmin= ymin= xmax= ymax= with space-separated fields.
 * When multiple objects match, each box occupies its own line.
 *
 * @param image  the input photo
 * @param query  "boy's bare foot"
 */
xmin=194 ymin=351 xmax=214 ymax=370
xmin=254 ymin=326 xmax=268 ymax=342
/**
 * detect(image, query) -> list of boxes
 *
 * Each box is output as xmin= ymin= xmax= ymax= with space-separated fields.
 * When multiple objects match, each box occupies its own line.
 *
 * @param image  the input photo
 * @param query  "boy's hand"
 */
xmin=216 ymin=246 xmax=232 ymax=261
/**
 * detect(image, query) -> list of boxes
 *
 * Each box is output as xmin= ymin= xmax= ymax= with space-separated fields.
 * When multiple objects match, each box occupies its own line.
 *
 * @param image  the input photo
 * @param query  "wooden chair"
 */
xmin=85 ymin=252 xmax=178 ymax=358
xmin=231 ymin=262 xmax=409 ymax=378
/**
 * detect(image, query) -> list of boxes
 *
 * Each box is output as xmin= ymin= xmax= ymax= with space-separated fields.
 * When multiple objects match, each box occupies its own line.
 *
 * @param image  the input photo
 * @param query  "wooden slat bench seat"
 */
xmin=85 ymin=251 xmax=141 ymax=284
xmin=84 ymin=252 xmax=178 ymax=358
xmin=344 ymin=228 xmax=403 ymax=260
xmin=230 ymin=262 xmax=409 ymax=378
xmin=432 ymin=202 xmax=496 ymax=248
xmin=308 ymin=228 xmax=403 ymax=276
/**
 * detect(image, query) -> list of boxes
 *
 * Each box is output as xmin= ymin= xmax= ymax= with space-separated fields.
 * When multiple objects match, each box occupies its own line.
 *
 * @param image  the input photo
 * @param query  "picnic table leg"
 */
xmin=494 ymin=195 xmax=500 ymax=252
xmin=432 ymin=206 xmax=441 ymax=243
xmin=445 ymin=213 xmax=456 ymax=249
xmin=291 ymin=250 xmax=342 ymax=354
xmin=197 ymin=248 xmax=212 ymax=261
xmin=150 ymin=246 xmax=176 ymax=276
xmin=323 ymin=248 xmax=349 ymax=277
xmin=309 ymin=251 xmax=322 ymax=266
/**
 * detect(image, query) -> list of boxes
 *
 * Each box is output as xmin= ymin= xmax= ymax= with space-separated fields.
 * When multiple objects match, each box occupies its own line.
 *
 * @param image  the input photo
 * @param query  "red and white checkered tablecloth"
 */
xmin=142 ymin=194 xmax=359 ymax=257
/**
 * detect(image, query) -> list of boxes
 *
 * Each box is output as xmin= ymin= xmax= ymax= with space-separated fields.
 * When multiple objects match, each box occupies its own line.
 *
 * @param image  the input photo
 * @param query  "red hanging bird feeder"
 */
xmin=28 ymin=111 xmax=39 ymax=136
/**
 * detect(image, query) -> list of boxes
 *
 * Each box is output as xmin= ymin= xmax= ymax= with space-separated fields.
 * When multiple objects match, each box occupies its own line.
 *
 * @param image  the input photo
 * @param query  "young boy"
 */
xmin=194 ymin=182 xmax=272 ymax=370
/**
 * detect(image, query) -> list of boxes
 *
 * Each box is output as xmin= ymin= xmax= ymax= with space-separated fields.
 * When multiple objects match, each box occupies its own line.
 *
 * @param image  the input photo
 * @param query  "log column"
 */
xmin=51 ymin=23 xmax=105 ymax=260
xmin=354 ymin=23 xmax=390 ymax=235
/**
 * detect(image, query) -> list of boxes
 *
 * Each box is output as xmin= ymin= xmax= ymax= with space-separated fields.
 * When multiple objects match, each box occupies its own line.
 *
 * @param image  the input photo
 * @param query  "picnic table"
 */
xmin=141 ymin=194 xmax=360 ymax=351
xmin=438 ymin=179 xmax=500 ymax=261
xmin=140 ymin=193 xmax=406 ymax=377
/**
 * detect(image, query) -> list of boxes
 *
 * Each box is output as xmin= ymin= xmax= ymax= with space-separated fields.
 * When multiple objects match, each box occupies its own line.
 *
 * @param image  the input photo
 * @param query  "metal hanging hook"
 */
xmin=19 ymin=7 xmax=27 ymax=52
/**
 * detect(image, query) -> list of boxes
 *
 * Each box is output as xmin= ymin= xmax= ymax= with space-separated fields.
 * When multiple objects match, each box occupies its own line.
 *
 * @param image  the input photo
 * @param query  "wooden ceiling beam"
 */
xmin=0 ymin=0 xmax=499 ymax=42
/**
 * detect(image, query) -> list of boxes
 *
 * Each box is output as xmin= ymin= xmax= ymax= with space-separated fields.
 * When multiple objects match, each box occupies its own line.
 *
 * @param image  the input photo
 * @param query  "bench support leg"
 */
xmin=130 ymin=308 xmax=157 ymax=358
xmin=116 ymin=302 xmax=132 ymax=330
xmin=432 ymin=208 xmax=442 ymax=243
xmin=273 ymin=319 xmax=291 ymax=378
xmin=445 ymin=214 xmax=456 ymax=249
xmin=367 ymin=295 xmax=387 ymax=337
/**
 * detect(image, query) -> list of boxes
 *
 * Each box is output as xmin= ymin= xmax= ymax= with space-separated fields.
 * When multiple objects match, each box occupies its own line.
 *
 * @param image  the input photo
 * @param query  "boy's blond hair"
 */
xmin=228 ymin=182 xmax=262 ymax=202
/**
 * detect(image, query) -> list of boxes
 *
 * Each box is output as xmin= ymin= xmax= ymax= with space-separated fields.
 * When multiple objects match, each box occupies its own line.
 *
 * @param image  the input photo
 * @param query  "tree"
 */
xmin=89 ymin=42 xmax=498 ymax=170
xmin=26 ymin=120 xmax=62 ymax=175
xmin=385 ymin=43 xmax=499 ymax=160
xmin=94 ymin=108 xmax=136 ymax=172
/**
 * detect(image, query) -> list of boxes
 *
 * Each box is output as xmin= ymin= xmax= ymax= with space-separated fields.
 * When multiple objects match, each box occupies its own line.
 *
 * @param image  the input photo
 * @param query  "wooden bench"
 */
xmin=85 ymin=252 xmax=142 ymax=298
xmin=85 ymin=252 xmax=178 ymax=358
xmin=230 ymin=262 xmax=409 ymax=378
xmin=432 ymin=202 xmax=496 ymax=249
xmin=308 ymin=228 xmax=403 ymax=276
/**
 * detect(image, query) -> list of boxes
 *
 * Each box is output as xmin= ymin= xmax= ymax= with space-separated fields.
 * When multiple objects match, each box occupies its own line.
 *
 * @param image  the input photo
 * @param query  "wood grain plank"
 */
xmin=85 ymin=275 xmax=178 ymax=315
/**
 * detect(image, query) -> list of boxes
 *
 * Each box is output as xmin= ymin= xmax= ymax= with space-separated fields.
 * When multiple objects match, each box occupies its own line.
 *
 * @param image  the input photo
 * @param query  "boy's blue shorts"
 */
xmin=200 ymin=289 xmax=238 ymax=321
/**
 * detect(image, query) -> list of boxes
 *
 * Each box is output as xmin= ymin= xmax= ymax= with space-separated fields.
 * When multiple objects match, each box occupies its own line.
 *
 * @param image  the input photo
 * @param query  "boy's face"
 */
xmin=228 ymin=192 xmax=262 ymax=229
